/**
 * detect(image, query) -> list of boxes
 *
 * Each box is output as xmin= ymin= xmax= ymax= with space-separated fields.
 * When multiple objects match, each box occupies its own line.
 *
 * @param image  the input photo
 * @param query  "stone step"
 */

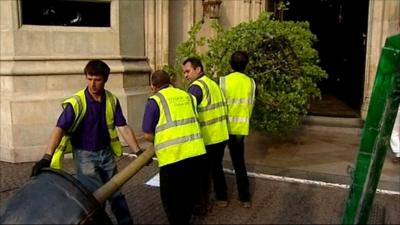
xmin=302 ymin=115 xmax=363 ymax=128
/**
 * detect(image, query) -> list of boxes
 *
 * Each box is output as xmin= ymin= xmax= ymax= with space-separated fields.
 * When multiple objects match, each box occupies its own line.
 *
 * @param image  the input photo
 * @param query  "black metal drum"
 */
xmin=0 ymin=169 xmax=112 ymax=224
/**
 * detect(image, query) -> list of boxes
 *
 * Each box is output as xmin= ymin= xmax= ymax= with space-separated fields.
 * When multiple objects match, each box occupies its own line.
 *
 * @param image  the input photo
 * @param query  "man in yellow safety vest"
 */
xmin=219 ymin=51 xmax=256 ymax=208
xmin=31 ymin=59 xmax=144 ymax=225
xmin=142 ymin=70 xmax=207 ymax=224
xmin=182 ymin=57 xmax=229 ymax=213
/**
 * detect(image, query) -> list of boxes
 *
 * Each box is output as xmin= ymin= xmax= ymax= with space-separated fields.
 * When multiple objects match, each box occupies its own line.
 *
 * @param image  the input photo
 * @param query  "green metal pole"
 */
xmin=341 ymin=33 xmax=400 ymax=224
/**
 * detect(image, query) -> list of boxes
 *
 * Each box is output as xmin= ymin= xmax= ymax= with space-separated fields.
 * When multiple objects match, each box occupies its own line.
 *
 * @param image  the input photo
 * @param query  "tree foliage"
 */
xmin=165 ymin=12 xmax=327 ymax=138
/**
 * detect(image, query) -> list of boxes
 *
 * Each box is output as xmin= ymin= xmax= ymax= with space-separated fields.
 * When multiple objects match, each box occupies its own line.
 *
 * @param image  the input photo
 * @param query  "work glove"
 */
xmin=135 ymin=147 xmax=145 ymax=157
xmin=31 ymin=153 xmax=52 ymax=177
xmin=135 ymin=147 xmax=153 ymax=166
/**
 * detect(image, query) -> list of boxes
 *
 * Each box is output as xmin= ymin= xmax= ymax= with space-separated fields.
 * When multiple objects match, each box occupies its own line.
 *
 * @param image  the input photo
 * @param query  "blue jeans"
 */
xmin=74 ymin=147 xmax=133 ymax=225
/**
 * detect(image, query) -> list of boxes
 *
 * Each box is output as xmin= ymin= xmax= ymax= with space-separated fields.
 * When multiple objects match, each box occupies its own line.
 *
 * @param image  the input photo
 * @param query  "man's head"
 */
xmin=230 ymin=51 xmax=249 ymax=72
xmin=182 ymin=57 xmax=204 ymax=82
xmin=151 ymin=70 xmax=171 ymax=92
xmin=84 ymin=59 xmax=110 ymax=97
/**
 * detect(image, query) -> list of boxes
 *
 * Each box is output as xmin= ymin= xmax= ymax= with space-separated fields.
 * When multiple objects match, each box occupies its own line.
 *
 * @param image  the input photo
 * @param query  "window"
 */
xmin=20 ymin=0 xmax=110 ymax=27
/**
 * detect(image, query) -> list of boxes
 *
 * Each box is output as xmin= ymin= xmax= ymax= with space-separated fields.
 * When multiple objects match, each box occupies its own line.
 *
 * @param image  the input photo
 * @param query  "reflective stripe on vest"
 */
xmin=220 ymin=72 xmax=256 ymax=135
xmin=105 ymin=90 xmax=123 ymax=157
xmin=50 ymin=89 xmax=122 ymax=169
xmin=150 ymin=86 xmax=206 ymax=167
xmin=191 ymin=76 xmax=229 ymax=145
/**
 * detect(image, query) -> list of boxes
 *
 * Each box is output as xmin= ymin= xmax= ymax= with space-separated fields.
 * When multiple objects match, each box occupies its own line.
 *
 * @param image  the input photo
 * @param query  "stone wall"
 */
xmin=0 ymin=0 xmax=151 ymax=162
xmin=362 ymin=0 xmax=400 ymax=119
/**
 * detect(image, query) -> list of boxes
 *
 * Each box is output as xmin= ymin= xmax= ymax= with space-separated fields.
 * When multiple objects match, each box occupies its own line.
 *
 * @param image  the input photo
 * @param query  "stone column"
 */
xmin=0 ymin=0 xmax=151 ymax=162
xmin=362 ymin=0 xmax=400 ymax=119
xmin=250 ymin=0 xmax=265 ymax=20
xmin=144 ymin=0 xmax=169 ymax=70
xmin=167 ymin=0 xmax=198 ymax=66
xmin=229 ymin=0 xmax=265 ymax=26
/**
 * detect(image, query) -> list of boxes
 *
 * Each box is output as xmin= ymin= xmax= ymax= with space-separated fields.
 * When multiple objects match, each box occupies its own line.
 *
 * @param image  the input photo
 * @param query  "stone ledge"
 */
xmin=302 ymin=115 xmax=363 ymax=128
xmin=0 ymin=56 xmax=151 ymax=76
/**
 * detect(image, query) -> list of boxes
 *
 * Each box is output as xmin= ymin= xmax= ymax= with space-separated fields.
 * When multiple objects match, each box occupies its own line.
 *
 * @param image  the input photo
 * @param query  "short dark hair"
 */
xmin=84 ymin=59 xmax=110 ymax=82
xmin=230 ymin=51 xmax=249 ymax=72
xmin=183 ymin=57 xmax=204 ymax=72
xmin=151 ymin=70 xmax=171 ymax=88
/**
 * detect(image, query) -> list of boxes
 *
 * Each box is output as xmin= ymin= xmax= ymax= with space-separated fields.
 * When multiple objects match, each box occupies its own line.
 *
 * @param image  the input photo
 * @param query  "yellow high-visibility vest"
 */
xmin=50 ymin=89 xmax=122 ymax=169
xmin=150 ymin=86 xmax=206 ymax=167
xmin=220 ymin=72 xmax=256 ymax=135
xmin=190 ymin=76 xmax=229 ymax=145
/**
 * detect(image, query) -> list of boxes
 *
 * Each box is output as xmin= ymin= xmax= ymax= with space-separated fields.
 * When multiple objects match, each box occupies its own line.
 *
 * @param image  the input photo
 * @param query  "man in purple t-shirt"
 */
xmin=31 ymin=59 xmax=143 ymax=225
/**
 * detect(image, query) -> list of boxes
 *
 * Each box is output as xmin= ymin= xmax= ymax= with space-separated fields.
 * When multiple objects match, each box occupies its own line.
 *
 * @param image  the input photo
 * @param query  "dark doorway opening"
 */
xmin=283 ymin=0 xmax=369 ymax=117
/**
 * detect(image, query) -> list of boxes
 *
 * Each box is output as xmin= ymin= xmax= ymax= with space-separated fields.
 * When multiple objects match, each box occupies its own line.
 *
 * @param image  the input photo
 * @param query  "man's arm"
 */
xmin=114 ymin=98 xmax=142 ymax=154
xmin=46 ymin=127 xmax=65 ymax=156
xmin=118 ymin=126 xmax=154 ymax=166
xmin=144 ymin=132 xmax=154 ymax=142
xmin=117 ymin=125 xmax=142 ymax=154
xmin=31 ymin=126 xmax=65 ymax=176
xmin=46 ymin=103 xmax=75 ymax=156
xmin=142 ymin=99 xmax=158 ymax=144
xmin=31 ymin=103 xmax=74 ymax=176
xmin=188 ymin=84 xmax=203 ymax=105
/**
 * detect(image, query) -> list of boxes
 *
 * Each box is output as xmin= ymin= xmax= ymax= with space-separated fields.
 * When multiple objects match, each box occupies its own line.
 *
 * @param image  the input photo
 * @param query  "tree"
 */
xmin=165 ymin=12 xmax=327 ymax=138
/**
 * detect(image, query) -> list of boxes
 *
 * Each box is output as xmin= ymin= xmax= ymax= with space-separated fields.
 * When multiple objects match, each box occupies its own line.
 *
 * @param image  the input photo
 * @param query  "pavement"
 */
xmin=1 ymin=117 xmax=400 ymax=224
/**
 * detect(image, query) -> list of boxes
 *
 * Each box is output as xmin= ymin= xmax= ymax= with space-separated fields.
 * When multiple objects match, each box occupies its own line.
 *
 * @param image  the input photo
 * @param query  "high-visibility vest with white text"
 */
xmin=219 ymin=72 xmax=256 ymax=135
xmin=50 ymin=89 xmax=122 ymax=169
xmin=150 ymin=86 xmax=206 ymax=167
xmin=190 ymin=76 xmax=229 ymax=145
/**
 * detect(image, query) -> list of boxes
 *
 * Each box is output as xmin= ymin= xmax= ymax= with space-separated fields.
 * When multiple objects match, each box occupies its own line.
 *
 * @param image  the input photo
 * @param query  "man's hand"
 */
xmin=135 ymin=147 xmax=153 ymax=166
xmin=31 ymin=154 xmax=52 ymax=177
xmin=135 ymin=147 xmax=145 ymax=157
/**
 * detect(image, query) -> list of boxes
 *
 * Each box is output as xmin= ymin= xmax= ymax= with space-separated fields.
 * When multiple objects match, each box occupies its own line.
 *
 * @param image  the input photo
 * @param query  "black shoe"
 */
xmin=193 ymin=205 xmax=208 ymax=216
xmin=240 ymin=201 xmax=252 ymax=208
xmin=215 ymin=200 xmax=228 ymax=208
xmin=389 ymin=151 xmax=400 ymax=163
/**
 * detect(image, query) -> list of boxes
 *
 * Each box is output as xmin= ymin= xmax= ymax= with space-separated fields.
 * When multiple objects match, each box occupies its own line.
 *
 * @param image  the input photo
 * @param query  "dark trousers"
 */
xmin=227 ymin=135 xmax=250 ymax=202
xmin=194 ymin=153 xmax=210 ymax=213
xmin=208 ymin=141 xmax=228 ymax=201
xmin=159 ymin=156 xmax=203 ymax=225
xmin=194 ymin=141 xmax=228 ymax=212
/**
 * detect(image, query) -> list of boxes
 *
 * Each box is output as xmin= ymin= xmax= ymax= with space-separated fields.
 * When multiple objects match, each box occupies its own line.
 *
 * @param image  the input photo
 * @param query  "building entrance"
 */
xmin=283 ymin=0 xmax=369 ymax=117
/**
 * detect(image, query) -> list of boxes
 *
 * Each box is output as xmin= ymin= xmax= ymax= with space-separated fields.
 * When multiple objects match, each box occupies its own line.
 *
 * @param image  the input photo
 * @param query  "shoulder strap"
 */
xmin=64 ymin=89 xmax=87 ymax=134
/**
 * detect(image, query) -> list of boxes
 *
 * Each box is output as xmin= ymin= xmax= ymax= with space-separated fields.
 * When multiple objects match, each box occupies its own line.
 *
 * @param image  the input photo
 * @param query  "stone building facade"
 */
xmin=145 ymin=0 xmax=400 ymax=119
xmin=0 ymin=0 xmax=151 ymax=162
xmin=362 ymin=0 xmax=400 ymax=118
xmin=0 ymin=0 xmax=399 ymax=163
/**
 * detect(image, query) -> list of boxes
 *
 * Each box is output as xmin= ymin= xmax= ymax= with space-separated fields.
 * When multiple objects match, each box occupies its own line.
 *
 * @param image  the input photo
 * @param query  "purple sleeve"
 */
xmin=188 ymin=84 xmax=203 ymax=105
xmin=114 ymin=99 xmax=127 ymax=126
xmin=56 ymin=103 xmax=75 ymax=131
xmin=142 ymin=99 xmax=159 ymax=133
